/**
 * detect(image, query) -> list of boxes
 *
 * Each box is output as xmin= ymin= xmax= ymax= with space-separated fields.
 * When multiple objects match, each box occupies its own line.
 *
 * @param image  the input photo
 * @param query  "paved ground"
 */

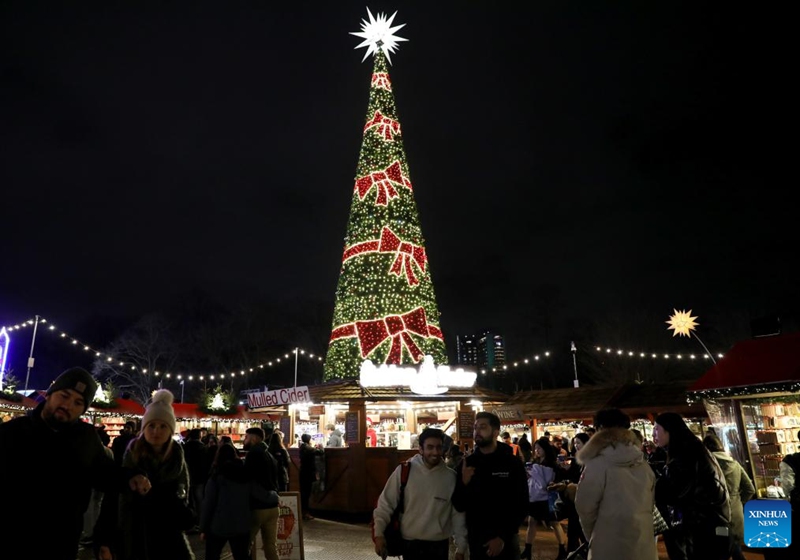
xmin=77 ymin=516 xmax=769 ymax=560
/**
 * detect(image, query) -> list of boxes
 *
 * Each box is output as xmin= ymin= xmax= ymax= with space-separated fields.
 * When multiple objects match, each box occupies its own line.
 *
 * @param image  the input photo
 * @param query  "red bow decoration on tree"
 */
xmin=354 ymin=160 xmax=413 ymax=206
xmin=341 ymin=227 xmax=427 ymax=286
xmin=363 ymin=110 xmax=401 ymax=141
xmin=371 ymin=72 xmax=392 ymax=91
xmin=329 ymin=307 xmax=444 ymax=364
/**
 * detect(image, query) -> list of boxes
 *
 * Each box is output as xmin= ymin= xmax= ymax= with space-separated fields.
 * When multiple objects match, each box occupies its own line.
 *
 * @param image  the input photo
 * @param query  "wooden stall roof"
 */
xmin=689 ymin=331 xmax=800 ymax=392
xmin=306 ymin=379 xmax=511 ymax=404
xmin=89 ymin=398 xmax=145 ymax=416
xmin=504 ymin=381 xmax=708 ymax=421
xmin=0 ymin=394 xmax=39 ymax=410
xmin=504 ymin=385 xmax=626 ymax=421
xmin=611 ymin=380 xmax=707 ymax=419
xmin=88 ymin=399 xmax=276 ymax=420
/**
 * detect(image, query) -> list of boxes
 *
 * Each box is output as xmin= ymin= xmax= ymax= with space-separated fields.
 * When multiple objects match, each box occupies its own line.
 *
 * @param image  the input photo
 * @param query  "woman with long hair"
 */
xmin=654 ymin=412 xmax=732 ymax=560
xmin=522 ymin=437 xmax=568 ymax=560
xmin=268 ymin=431 xmax=291 ymax=492
xmin=200 ymin=443 xmax=252 ymax=560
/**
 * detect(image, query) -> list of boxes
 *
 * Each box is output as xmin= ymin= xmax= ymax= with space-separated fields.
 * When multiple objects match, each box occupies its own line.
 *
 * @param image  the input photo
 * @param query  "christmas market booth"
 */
xmin=0 ymin=393 xmax=37 ymax=422
xmin=688 ymin=331 xmax=800 ymax=498
xmin=502 ymin=380 xmax=708 ymax=443
xmin=250 ymin=362 xmax=510 ymax=516
xmin=85 ymin=396 xmax=277 ymax=447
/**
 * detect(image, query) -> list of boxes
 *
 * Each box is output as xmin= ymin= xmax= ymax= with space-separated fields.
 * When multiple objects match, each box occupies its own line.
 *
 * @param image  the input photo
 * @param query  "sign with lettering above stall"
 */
xmin=247 ymin=386 xmax=311 ymax=408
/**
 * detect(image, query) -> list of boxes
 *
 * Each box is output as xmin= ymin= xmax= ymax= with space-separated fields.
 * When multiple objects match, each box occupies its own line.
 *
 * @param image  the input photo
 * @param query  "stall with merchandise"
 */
xmin=689 ymin=331 xmax=800 ymax=498
xmin=250 ymin=376 xmax=510 ymax=516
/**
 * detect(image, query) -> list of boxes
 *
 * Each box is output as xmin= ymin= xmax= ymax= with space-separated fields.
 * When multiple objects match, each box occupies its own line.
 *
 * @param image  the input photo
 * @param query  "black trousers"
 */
xmin=204 ymin=532 xmax=251 ymax=560
xmin=402 ymin=538 xmax=450 ymax=560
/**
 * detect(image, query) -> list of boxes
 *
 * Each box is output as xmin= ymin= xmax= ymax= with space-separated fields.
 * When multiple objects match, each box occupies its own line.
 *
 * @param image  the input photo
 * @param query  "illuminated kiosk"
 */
xmin=259 ymin=357 xmax=509 ymax=517
xmin=688 ymin=331 xmax=800 ymax=498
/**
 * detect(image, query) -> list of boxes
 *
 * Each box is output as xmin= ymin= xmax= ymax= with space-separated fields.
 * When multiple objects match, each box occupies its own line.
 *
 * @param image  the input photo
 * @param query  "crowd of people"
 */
xmin=373 ymin=409 xmax=800 ymax=560
xmin=2 ymin=366 xmax=800 ymax=560
xmin=0 ymin=366 xmax=325 ymax=560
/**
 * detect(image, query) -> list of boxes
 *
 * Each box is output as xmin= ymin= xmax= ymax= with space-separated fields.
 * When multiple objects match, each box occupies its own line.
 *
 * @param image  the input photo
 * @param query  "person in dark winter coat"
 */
xmin=452 ymin=412 xmax=528 ymax=560
xmin=200 ymin=443 xmax=253 ymax=560
xmin=244 ymin=427 xmax=280 ymax=560
xmin=299 ymin=433 xmax=321 ymax=520
xmin=654 ymin=412 xmax=732 ymax=560
xmin=183 ymin=428 xmax=210 ymax=527
xmin=112 ymin=421 xmax=138 ymax=465
xmin=0 ymin=367 xmax=118 ymax=560
xmin=97 ymin=389 xmax=195 ymax=560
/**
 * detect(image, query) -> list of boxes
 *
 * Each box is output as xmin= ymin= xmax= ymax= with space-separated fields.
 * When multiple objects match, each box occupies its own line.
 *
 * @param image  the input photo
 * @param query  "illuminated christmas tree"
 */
xmin=324 ymin=10 xmax=447 ymax=380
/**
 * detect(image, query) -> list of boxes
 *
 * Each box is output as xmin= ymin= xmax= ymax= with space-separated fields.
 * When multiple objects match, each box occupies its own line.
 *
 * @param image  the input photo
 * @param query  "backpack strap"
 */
xmin=397 ymin=461 xmax=411 ymax=513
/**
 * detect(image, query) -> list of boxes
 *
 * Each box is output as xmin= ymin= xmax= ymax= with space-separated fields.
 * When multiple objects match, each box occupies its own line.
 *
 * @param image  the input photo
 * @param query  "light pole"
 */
xmin=24 ymin=315 xmax=41 ymax=392
xmin=294 ymin=347 xmax=299 ymax=387
xmin=571 ymin=341 xmax=580 ymax=388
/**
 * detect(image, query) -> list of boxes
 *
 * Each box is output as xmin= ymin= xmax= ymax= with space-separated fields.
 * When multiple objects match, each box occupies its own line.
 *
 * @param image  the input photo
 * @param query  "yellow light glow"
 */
xmin=666 ymin=309 xmax=699 ymax=337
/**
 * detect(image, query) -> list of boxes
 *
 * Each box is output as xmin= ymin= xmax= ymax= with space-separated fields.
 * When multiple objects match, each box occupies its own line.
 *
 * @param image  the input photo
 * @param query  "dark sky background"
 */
xmin=1 ymin=2 xmax=794 ymax=389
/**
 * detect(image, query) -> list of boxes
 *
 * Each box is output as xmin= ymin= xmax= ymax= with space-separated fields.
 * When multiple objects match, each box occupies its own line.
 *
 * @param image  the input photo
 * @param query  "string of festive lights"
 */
xmin=589 ymin=345 xmax=724 ymax=361
xmin=1 ymin=316 xmax=324 ymax=385
xmin=483 ymin=352 xmax=552 ymax=374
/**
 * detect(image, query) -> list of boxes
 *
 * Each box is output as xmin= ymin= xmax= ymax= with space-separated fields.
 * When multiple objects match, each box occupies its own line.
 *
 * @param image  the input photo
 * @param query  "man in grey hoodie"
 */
xmin=326 ymin=423 xmax=344 ymax=447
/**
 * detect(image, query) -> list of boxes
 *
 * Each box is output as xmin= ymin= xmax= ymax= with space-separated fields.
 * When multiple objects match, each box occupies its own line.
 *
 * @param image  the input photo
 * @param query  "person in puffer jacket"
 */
xmin=654 ymin=412 xmax=732 ymax=560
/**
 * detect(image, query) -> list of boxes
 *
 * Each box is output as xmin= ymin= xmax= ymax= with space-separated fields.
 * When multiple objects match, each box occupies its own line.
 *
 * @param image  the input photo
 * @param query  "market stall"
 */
xmin=0 ymin=394 xmax=37 ymax=422
xmin=251 ymin=377 xmax=510 ymax=516
xmin=688 ymin=331 xmax=800 ymax=498
xmin=503 ymin=381 xmax=708 ymax=442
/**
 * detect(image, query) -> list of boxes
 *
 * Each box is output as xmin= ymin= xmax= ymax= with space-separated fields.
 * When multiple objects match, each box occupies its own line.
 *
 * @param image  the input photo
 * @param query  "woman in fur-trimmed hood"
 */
xmin=574 ymin=409 xmax=657 ymax=560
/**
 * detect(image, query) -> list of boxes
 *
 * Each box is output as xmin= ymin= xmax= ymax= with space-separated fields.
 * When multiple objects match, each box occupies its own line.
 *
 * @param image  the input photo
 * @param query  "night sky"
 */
xmin=1 ymin=2 xmax=794 ymax=389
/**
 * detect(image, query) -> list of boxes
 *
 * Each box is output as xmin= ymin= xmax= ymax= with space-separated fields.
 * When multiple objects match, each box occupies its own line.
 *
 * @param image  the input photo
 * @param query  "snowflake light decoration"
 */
xmin=666 ymin=309 xmax=699 ymax=337
xmin=350 ymin=7 xmax=408 ymax=63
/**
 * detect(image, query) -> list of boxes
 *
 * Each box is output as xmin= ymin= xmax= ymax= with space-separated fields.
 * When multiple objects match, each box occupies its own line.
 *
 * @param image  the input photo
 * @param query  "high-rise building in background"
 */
xmin=456 ymin=330 xmax=506 ymax=371
xmin=479 ymin=330 xmax=506 ymax=371
xmin=455 ymin=334 xmax=479 ymax=366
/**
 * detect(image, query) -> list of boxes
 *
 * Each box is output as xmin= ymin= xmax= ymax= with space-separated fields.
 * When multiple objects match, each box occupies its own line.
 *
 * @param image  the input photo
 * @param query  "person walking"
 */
xmin=98 ymin=388 xmax=194 ymax=560
xmin=299 ymin=433 xmax=321 ymax=520
xmin=703 ymin=433 xmax=755 ymax=560
xmin=244 ymin=427 xmax=280 ymax=560
xmin=654 ymin=412 xmax=732 ymax=560
xmin=574 ymin=408 xmax=657 ymax=560
xmin=521 ymin=437 xmax=568 ymax=560
xmin=452 ymin=412 xmax=528 ymax=560
xmin=0 ymin=367 xmax=119 ymax=560
xmin=373 ymin=428 xmax=467 ymax=560
xmin=200 ymin=443 xmax=254 ymax=560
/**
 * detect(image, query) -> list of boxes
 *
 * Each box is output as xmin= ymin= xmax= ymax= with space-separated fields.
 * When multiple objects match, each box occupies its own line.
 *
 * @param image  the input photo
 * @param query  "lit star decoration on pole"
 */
xmin=666 ymin=309 xmax=699 ymax=337
xmin=324 ymin=9 xmax=447 ymax=379
xmin=666 ymin=309 xmax=717 ymax=364
xmin=350 ymin=8 xmax=408 ymax=64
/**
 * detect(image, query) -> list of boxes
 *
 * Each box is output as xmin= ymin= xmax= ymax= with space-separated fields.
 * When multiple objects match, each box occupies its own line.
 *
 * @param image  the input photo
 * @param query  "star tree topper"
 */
xmin=350 ymin=7 xmax=408 ymax=63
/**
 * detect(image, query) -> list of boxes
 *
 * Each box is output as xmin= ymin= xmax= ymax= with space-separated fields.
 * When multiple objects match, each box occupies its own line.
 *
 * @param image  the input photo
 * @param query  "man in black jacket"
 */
xmin=0 ymin=367 xmax=118 ymax=560
xmin=244 ymin=426 xmax=280 ymax=560
xmin=452 ymin=412 xmax=528 ymax=560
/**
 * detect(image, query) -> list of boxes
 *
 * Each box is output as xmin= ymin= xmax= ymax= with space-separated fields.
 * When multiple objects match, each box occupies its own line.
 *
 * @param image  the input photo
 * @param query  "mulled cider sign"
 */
xmin=247 ymin=386 xmax=311 ymax=408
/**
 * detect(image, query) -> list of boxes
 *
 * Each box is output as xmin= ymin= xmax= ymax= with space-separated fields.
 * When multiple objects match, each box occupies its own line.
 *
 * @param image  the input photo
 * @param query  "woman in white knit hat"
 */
xmin=97 ymin=389 xmax=195 ymax=560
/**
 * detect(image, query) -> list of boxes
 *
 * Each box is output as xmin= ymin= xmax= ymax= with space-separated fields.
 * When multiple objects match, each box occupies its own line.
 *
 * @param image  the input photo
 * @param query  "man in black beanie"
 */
xmin=0 ymin=367 xmax=118 ymax=560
